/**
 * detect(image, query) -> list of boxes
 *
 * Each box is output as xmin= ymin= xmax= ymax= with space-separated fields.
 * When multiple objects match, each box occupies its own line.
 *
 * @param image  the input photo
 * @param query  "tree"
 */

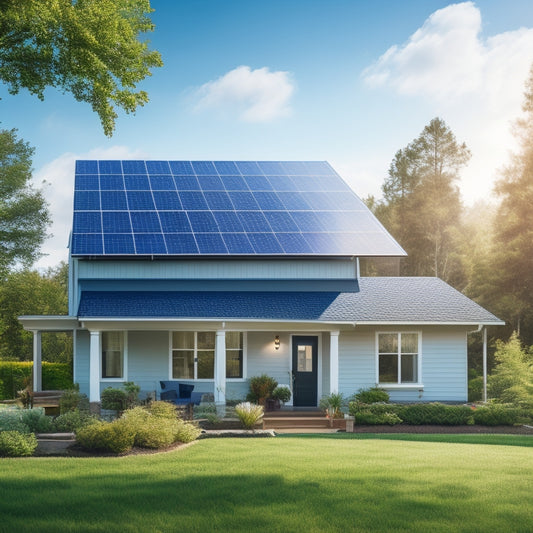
xmin=0 ymin=0 xmax=163 ymax=136
xmin=377 ymin=118 xmax=470 ymax=283
xmin=0 ymin=128 xmax=50 ymax=275
xmin=490 ymin=63 xmax=533 ymax=344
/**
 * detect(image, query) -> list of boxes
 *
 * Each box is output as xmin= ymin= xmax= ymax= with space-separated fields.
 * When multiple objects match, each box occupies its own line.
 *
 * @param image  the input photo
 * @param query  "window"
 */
xmin=102 ymin=331 xmax=124 ymax=379
xmin=378 ymin=332 xmax=419 ymax=384
xmin=171 ymin=332 xmax=244 ymax=380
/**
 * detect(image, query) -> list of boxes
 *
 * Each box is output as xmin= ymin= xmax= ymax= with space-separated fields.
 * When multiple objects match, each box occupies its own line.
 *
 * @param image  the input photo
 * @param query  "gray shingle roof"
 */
xmin=78 ymin=277 xmax=502 ymax=325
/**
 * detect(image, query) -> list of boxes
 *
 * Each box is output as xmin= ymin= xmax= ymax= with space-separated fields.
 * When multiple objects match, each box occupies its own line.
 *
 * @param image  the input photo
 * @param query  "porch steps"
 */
xmin=262 ymin=411 xmax=346 ymax=431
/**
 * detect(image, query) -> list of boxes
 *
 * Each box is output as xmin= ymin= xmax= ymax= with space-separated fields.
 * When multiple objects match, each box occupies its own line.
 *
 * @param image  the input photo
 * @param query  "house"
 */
xmin=20 ymin=160 xmax=503 ymax=408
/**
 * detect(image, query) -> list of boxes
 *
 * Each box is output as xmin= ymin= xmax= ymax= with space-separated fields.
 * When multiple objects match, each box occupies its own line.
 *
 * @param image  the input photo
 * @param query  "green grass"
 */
xmin=1 ymin=437 xmax=532 ymax=532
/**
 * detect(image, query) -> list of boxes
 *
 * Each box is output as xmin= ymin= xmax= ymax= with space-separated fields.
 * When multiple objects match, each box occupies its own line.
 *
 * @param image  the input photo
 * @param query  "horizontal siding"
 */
xmin=247 ymin=332 xmax=291 ymax=385
xmin=75 ymin=330 xmax=90 ymax=396
xmin=77 ymin=259 xmax=355 ymax=280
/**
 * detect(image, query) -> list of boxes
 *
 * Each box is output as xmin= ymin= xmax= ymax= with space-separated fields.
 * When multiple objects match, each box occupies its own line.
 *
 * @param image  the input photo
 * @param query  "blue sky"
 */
xmin=2 ymin=1 xmax=533 ymax=268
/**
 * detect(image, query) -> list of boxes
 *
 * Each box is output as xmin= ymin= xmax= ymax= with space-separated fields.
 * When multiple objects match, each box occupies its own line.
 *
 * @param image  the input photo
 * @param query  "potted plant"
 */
xmin=271 ymin=386 xmax=291 ymax=409
xmin=246 ymin=374 xmax=278 ymax=406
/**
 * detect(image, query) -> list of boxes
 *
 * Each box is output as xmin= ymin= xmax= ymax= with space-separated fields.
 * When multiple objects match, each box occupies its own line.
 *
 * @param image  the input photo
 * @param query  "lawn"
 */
xmin=1 ymin=435 xmax=532 ymax=532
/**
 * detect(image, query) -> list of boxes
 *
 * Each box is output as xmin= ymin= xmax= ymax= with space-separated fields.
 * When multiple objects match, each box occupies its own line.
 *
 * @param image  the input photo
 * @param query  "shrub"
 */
xmin=124 ymin=381 xmax=141 ymax=409
xmin=21 ymin=408 xmax=53 ymax=433
xmin=101 ymin=387 xmax=128 ymax=412
xmin=60 ymin=387 xmax=89 ymax=414
xmin=319 ymin=393 xmax=345 ymax=418
xmin=235 ymin=402 xmax=264 ymax=429
xmin=247 ymin=375 xmax=278 ymax=404
xmin=272 ymin=386 xmax=291 ymax=403
xmin=130 ymin=415 xmax=178 ymax=448
xmin=149 ymin=401 xmax=178 ymax=419
xmin=398 ymin=403 xmax=473 ymax=425
xmin=0 ymin=409 xmax=29 ymax=433
xmin=76 ymin=420 xmax=135 ymax=454
xmin=355 ymin=411 xmax=402 ymax=425
xmin=175 ymin=419 xmax=202 ymax=443
xmin=353 ymin=387 xmax=390 ymax=404
xmin=53 ymin=410 xmax=98 ymax=432
xmin=472 ymin=404 xmax=523 ymax=426
xmin=0 ymin=431 xmax=38 ymax=457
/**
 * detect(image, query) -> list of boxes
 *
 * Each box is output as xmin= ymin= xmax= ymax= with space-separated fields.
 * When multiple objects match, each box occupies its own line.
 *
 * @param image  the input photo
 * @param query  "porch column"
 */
xmin=32 ymin=331 xmax=42 ymax=392
xmin=89 ymin=331 xmax=101 ymax=402
xmin=482 ymin=327 xmax=488 ymax=403
xmin=330 ymin=331 xmax=340 ymax=394
xmin=214 ymin=330 xmax=226 ymax=406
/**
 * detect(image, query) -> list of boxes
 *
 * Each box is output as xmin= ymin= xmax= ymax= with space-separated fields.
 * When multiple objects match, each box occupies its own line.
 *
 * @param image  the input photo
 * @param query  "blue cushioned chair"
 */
xmin=159 ymin=381 xmax=203 ymax=406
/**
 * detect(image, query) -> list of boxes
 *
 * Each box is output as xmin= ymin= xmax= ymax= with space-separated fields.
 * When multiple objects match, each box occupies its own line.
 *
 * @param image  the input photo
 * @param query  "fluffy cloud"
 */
xmin=362 ymin=1 xmax=533 ymax=203
xmin=194 ymin=66 xmax=295 ymax=121
xmin=33 ymin=146 xmax=147 ymax=269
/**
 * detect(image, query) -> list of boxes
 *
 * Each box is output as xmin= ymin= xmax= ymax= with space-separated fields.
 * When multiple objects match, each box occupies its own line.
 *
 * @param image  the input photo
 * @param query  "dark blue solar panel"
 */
xmin=248 ymin=233 xmax=283 ymax=254
xmin=134 ymin=233 xmax=166 ymax=254
xmin=101 ymin=191 xmax=128 ymax=210
xmin=187 ymin=211 xmax=219 ymax=232
xmin=100 ymin=175 xmax=125 ymax=190
xmin=74 ymin=191 xmax=100 ymax=211
xmin=222 ymin=233 xmax=254 ymax=253
xmin=146 ymin=161 xmax=171 ymax=174
xmin=103 ymin=211 xmax=132 ymax=233
xmin=195 ymin=233 xmax=228 ymax=254
xmin=99 ymin=161 xmax=122 ymax=174
xmin=124 ymin=175 xmax=150 ymax=190
xmin=75 ymin=175 xmax=99 ymax=190
xmin=149 ymin=175 xmax=175 ymax=190
xmin=164 ymin=233 xmax=199 ymax=254
xmin=76 ymin=160 xmax=98 ymax=174
xmin=159 ymin=211 xmax=191 ymax=233
xmin=73 ymin=212 xmax=101 ymax=233
xmin=213 ymin=161 xmax=239 ymax=175
xmin=204 ymin=191 xmax=234 ymax=210
xmin=122 ymin=161 xmax=146 ymax=174
xmin=179 ymin=191 xmax=208 ymax=210
xmin=104 ymin=234 xmax=136 ymax=254
xmin=153 ymin=191 xmax=182 ymax=210
xmin=71 ymin=160 xmax=405 ymax=257
xmin=131 ymin=211 xmax=162 ymax=232
xmin=127 ymin=191 xmax=155 ymax=210
xmin=192 ymin=161 xmax=217 ymax=175
xmin=213 ymin=211 xmax=245 ymax=232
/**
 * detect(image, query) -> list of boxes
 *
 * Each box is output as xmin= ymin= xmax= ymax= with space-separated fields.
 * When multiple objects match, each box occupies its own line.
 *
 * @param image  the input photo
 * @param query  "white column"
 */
xmin=214 ymin=330 xmax=226 ymax=406
xmin=89 ymin=331 xmax=101 ymax=402
xmin=32 ymin=331 xmax=42 ymax=392
xmin=482 ymin=327 xmax=488 ymax=403
xmin=330 ymin=331 xmax=340 ymax=395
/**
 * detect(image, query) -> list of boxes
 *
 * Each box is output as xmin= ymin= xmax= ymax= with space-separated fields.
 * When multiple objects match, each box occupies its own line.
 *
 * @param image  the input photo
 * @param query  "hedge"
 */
xmin=0 ymin=362 xmax=73 ymax=399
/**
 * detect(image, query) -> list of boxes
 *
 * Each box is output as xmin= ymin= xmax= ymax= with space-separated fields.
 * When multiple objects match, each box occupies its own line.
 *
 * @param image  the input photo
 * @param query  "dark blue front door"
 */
xmin=292 ymin=336 xmax=318 ymax=406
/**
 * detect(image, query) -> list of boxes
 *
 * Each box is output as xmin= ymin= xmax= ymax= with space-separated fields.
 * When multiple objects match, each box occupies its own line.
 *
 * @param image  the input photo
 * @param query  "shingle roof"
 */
xmin=78 ymin=277 xmax=502 ymax=325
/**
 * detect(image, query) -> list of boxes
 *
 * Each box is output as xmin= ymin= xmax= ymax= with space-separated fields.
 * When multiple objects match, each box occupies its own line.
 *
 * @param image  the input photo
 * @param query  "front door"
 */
xmin=292 ymin=336 xmax=318 ymax=406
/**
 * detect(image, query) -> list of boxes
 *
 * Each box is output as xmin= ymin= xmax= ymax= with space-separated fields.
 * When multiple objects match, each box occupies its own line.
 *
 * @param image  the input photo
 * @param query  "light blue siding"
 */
xmin=74 ymin=330 xmax=90 ymax=396
xmin=247 ymin=332 xmax=291 ymax=386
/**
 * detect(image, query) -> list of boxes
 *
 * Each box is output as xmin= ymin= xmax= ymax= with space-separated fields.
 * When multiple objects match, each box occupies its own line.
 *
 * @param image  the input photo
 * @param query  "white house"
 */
xmin=20 ymin=160 xmax=503 ymax=407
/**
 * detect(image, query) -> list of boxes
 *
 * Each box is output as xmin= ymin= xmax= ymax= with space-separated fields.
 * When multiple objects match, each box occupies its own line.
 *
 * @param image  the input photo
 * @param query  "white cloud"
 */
xmin=33 ymin=146 xmax=147 ymax=270
xmin=194 ymin=65 xmax=295 ymax=121
xmin=362 ymin=1 xmax=533 ymax=203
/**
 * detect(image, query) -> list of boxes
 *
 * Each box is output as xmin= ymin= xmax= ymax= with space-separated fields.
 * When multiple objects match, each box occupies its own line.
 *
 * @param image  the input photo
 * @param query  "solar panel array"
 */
xmin=71 ymin=160 xmax=405 ymax=256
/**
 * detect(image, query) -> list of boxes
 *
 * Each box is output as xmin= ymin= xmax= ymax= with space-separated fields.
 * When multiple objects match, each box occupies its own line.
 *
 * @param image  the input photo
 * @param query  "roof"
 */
xmin=77 ymin=277 xmax=503 ymax=325
xmin=71 ymin=160 xmax=405 ymax=258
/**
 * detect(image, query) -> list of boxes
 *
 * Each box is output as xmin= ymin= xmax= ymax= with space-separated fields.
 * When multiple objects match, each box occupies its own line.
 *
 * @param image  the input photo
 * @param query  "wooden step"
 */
xmin=263 ymin=416 xmax=346 ymax=430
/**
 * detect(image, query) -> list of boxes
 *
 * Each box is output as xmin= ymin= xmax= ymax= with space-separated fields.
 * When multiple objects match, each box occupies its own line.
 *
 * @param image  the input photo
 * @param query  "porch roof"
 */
xmin=77 ymin=277 xmax=503 ymax=325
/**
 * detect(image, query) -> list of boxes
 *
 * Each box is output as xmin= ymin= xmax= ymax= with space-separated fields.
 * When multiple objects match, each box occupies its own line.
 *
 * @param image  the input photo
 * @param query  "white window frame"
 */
xmin=101 ymin=331 xmax=128 ymax=381
xmin=169 ymin=331 xmax=247 ymax=381
xmin=375 ymin=331 xmax=423 ymax=388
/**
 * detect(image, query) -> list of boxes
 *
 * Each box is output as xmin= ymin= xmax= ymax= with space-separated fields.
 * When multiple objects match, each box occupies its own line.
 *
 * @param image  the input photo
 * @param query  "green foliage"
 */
xmin=348 ymin=402 xmax=403 ymax=425
xmin=247 ymin=374 xmax=278 ymax=404
xmin=60 ymin=387 xmax=89 ymax=414
xmin=53 ymin=410 xmax=98 ymax=433
xmin=271 ymin=386 xmax=291 ymax=403
xmin=234 ymin=402 xmax=264 ymax=429
xmin=0 ymin=1 xmax=163 ymax=136
xmin=398 ymin=403 xmax=474 ymax=425
xmin=472 ymin=404 xmax=525 ymax=426
xmin=148 ymin=400 xmax=178 ymax=419
xmin=0 ymin=408 xmax=30 ymax=433
xmin=174 ymin=418 xmax=202 ymax=443
xmin=0 ymin=431 xmax=37 ymax=457
xmin=76 ymin=420 xmax=135 ymax=454
xmin=355 ymin=410 xmax=402 ymax=425
xmin=20 ymin=407 xmax=53 ymax=433
xmin=123 ymin=381 xmax=141 ymax=408
xmin=353 ymin=387 xmax=390 ymax=404
xmin=488 ymin=333 xmax=533 ymax=408
xmin=101 ymin=387 xmax=128 ymax=412
xmin=319 ymin=393 xmax=345 ymax=418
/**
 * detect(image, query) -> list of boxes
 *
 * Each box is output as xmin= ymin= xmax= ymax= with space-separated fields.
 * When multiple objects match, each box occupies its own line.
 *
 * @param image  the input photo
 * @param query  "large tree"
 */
xmin=0 ymin=128 xmax=50 ymax=275
xmin=490 ymin=63 xmax=533 ymax=343
xmin=0 ymin=0 xmax=162 ymax=136
xmin=377 ymin=118 xmax=470 ymax=283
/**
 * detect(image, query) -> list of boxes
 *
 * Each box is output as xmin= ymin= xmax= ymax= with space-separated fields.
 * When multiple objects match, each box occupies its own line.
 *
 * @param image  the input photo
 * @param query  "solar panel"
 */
xmin=71 ymin=160 xmax=406 ymax=256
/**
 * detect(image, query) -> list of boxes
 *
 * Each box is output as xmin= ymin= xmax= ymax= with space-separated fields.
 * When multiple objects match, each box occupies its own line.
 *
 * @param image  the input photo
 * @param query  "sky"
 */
xmin=2 ymin=0 xmax=533 ymax=269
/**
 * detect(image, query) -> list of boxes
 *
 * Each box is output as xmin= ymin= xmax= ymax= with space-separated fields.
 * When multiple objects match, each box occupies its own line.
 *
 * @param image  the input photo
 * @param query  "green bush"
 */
xmin=76 ymin=420 xmax=135 ymax=454
xmin=53 ymin=410 xmax=98 ymax=432
xmin=174 ymin=418 xmax=202 ymax=443
xmin=319 ymin=393 xmax=345 ymax=418
xmin=149 ymin=400 xmax=178 ymax=419
xmin=101 ymin=387 xmax=128 ymax=411
xmin=398 ymin=403 xmax=473 ymax=425
xmin=353 ymin=387 xmax=390 ymax=404
xmin=21 ymin=408 xmax=53 ymax=433
xmin=42 ymin=362 xmax=73 ymax=391
xmin=472 ymin=404 xmax=523 ymax=426
xmin=0 ymin=431 xmax=38 ymax=457
xmin=235 ymin=402 xmax=264 ymax=429
xmin=60 ymin=387 xmax=89 ymax=414
xmin=272 ymin=386 xmax=291 ymax=403
xmin=0 ymin=409 xmax=30 ymax=433
xmin=247 ymin=375 xmax=278 ymax=404
xmin=355 ymin=410 xmax=402 ymax=425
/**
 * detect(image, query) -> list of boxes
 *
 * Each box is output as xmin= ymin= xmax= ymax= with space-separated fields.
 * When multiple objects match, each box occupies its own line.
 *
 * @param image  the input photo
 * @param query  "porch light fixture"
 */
xmin=274 ymin=335 xmax=280 ymax=350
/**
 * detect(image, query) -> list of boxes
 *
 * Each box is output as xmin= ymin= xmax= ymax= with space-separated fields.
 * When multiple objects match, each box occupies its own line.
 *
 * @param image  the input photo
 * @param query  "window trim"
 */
xmin=375 ymin=331 xmax=422 ymax=387
xmin=101 ymin=331 xmax=128 ymax=381
xmin=168 ymin=331 xmax=247 ymax=381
